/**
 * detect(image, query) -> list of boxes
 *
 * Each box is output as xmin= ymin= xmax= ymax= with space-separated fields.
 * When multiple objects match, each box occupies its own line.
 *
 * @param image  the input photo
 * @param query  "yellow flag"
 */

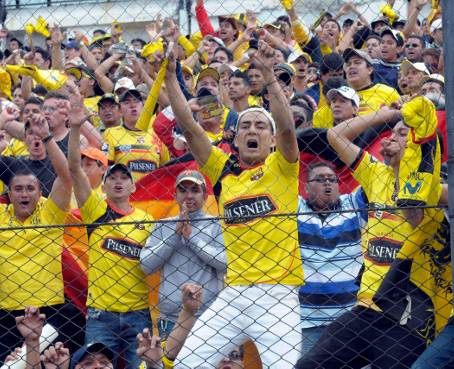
xmin=35 ymin=16 xmax=50 ymax=38
xmin=136 ymin=59 xmax=168 ymax=132
xmin=141 ymin=40 xmax=164 ymax=61
xmin=6 ymin=65 xmax=67 ymax=90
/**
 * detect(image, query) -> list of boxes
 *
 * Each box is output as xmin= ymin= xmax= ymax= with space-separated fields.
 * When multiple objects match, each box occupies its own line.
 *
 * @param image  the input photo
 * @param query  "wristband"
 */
xmin=42 ymin=135 xmax=53 ymax=144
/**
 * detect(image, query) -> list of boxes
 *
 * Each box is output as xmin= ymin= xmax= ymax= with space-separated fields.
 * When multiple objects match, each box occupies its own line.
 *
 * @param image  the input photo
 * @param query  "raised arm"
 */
xmin=29 ymin=114 xmax=72 ymax=210
xmin=165 ymin=283 xmax=203 ymax=360
xmin=49 ymin=24 xmax=64 ymax=71
xmin=94 ymin=53 xmax=123 ymax=93
xmin=15 ymin=307 xmax=45 ymax=369
xmin=254 ymin=40 xmax=298 ymax=162
xmin=327 ymin=107 xmax=401 ymax=167
xmin=164 ymin=41 xmax=212 ymax=166
xmin=67 ymin=95 xmax=93 ymax=208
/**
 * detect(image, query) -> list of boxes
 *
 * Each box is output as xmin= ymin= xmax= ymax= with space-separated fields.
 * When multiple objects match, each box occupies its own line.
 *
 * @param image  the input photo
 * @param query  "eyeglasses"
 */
xmin=405 ymin=44 xmax=420 ymax=49
xmin=308 ymin=177 xmax=338 ymax=184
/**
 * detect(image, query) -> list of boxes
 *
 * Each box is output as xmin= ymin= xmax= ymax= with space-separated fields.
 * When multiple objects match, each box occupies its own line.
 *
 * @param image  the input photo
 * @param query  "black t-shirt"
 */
xmin=0 ymin=156 xmax=56 ymax=197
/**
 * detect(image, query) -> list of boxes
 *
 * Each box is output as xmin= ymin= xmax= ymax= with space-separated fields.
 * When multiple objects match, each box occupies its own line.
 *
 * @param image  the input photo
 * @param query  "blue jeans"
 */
xmin=411 ymin=318 xmax=454 ymax=369
xmin=86 ymin=307 xmax=152 ymax=369
xmin=301 ymin=326 xmax=325 ymax=357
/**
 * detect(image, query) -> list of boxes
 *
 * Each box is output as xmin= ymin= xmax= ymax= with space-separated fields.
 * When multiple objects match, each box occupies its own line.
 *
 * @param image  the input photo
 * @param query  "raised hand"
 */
xmin=0 ymin=105 xmax=20 ymax=127
xmin=176 ymin=202 xmax=191 ymax=240
xmin=181 ymin=283 xmax=203 ymax=315
xmin=252 ymin=40 xmax=277 ymax=75
xmin=15 ymin=306 xmax=45 ymax=342
xmin=136 ymin=328 xmax=162 ymax=367
xmin=68 ymin=95 xmax=89 ymax=128
xmin=41 ymin=342 xmax=71 ymax=369
xmin=50 ymin=24 xmax=65 ymax=45
xmin=28 ymin=113 xmax=51 ymax=140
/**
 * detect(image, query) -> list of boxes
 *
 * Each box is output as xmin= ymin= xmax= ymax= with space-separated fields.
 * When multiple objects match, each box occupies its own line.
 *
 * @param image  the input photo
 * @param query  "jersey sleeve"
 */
xmin=200 ymin=146 xmax=230 ymax=185
xmin=102 ymin=130 xmax=116 ymax=162
xmin=401 ymin=96 xmax=438 ymax=141
xmin=80 ymin=191 xmax=108 ymax=223
xmin=350 ymin=150 xmax=386 ymax=199
xmin=42 ymin=197 xmax=67 ymax=224
xmin=273 ymin=148 xmax=299 ymax=177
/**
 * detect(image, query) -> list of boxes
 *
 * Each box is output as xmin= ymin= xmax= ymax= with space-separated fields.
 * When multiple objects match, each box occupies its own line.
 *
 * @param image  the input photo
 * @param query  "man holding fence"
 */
xmin=165 ymin=36 xmax=304 ymax=369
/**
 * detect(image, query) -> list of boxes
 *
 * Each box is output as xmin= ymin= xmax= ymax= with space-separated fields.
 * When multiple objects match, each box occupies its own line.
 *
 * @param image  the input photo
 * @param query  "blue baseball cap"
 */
xmin=71 ymin=342 xmax=114 ymax=369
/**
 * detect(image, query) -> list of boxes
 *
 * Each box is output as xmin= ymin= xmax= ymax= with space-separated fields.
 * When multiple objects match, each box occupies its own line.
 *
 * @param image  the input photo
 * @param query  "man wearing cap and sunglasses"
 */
xmin=68 ymin=101 xmax=154 ymax=369
xmin=141 ymin=169 xmax=226 ymax=339
xmin=97 ymin=93 xmax=122 ymax=132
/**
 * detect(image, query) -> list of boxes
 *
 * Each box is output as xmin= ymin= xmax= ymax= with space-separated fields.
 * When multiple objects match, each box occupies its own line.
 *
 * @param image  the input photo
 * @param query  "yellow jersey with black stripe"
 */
xmin=80 ymin=191 xmax=154 ymax=312
xmin=0 ymin=197 xmax=66 ymax=310
xmin=351 ymin=151 xmax=444 ymax=306
xmin=398 ymin=96 xmax=441 ymax=207
xmin=102 ymin=125 xmax=170 ymax=182
xmin=201 ymin=146 xmax=304 ymax=286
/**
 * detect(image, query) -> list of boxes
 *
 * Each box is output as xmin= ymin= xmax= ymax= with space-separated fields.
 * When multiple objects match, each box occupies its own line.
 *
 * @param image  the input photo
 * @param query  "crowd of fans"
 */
xmin=0 ymin=0 xmax=451 ymax=368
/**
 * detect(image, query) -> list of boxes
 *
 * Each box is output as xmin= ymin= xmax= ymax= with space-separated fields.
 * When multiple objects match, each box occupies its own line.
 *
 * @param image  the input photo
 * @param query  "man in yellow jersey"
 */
xmin=68 ymin=99 xmax=154 ymax=369
xmin=165 ymin=38 xmax=303 ymax=369
xmin=102 ymin=89 xmax=170 ymax=182
xmin=297 ymin=106 xmax=451 ymax=368
xmin=0 ymin=114 xmax=73 ymax=363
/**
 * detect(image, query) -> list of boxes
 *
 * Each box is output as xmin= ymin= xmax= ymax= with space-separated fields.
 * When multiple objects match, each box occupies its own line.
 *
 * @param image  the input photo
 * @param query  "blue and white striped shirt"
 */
xmin=298 ymin=189 xmax=367 ymax=328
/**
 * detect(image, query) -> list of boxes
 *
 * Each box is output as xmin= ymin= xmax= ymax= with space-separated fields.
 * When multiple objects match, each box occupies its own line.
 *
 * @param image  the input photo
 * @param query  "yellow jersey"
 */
xmin=352 ymin=151 xmax=446 ymax=308
xmin=102 ymin=125 xmax=170 ymax=182
xmin=398 ymin=97 xmax=441 ymax=207
xmin=80 ymin=191 xmax=154 ymax=312
xmin=84 ymin=96 xmax=101 ymax=129
xmin=201 ymin=147 xmax=304 ymax=286
xmin=0 ymin=197 xmax=66 ymax=310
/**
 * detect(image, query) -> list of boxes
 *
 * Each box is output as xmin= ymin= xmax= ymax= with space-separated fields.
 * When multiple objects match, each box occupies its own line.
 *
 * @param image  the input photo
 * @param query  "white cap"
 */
xmin=421 ymin=73 xmax=445 ymax=86
xmin=430 ymin=18 xmax=442 ymax=33
xmin=326 ymin=86 xmax=360 ymax=108
xmin=114 ymin=77 xmax=135 ymax=93
xmin=400 ymin=59 xmax=430 ymax=76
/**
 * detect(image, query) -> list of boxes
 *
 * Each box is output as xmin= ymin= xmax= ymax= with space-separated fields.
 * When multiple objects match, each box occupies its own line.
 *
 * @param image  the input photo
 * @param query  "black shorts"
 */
xmin=296 ymin=306 xmax=426 ymax=369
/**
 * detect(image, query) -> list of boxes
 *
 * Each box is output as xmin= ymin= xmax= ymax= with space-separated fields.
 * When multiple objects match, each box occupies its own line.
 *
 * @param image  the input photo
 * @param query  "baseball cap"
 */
xmin=102 ymin=163 xmax=133 ymax=183
xmin=343 ymin=48 xmax=373 ymax=65
xmin=66 ymin=65 xmax=95 ymax=81
xmin=380 ymin=27 xmax=404 ymax=46
xmin=264 ymin=22 xmax=285 ymax=33
xmin=176 ymin=170 xmax=206 ymax=187
xmin=119 ymin=89 xmax=143 ymax=103
xmin=218 ymin=16 xmax=239 ymax=30
xmin=181 ymin=64 xmax=194 ymax=76
xmin=114 ymin=77 xmax=135 ymax=94
xmin=400 ymin=59 xmax=430 ymax=76
xmin=277 ymin=71 xmax=292 ymax=86
xmin=98 ymin=93 xmax=119 ymax=106
xmin=288 ymin=52 xmax=312 ymax=64
xmin=206 ymin=35 xmax=225 ymax=48
xmin=196 ymin=67 xmax=220 ymax=86
xmin=326 ymin=86 xmax=360 ymax=108
xmin=371 ymin=17 xmax=390 ymax=30
xmin=64 ymin=57 xmax=86 ymax=68
xmin=430 ymin=18 xmax=442 ymax=33
xmin=71 ymin=342 xmax=114 ymax=369
xmin=274 ymin=63 xmax=295 ymax=76
xmin=65 ymin=40 xmax=81 ymax=50
xmin=81 ymin=147 xmax=108 ymax=168
xmin=421 ymin=73 xmax=445 ymax=86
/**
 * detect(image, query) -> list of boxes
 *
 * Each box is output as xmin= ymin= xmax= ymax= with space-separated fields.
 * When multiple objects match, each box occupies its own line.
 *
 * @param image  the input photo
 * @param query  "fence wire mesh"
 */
xmin=0 ymin=0 xmax=450 ymax=368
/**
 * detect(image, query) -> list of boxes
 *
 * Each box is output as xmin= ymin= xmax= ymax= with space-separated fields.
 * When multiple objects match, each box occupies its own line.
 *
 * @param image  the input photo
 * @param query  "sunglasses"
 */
xmin=405 ymin=43 xmax=420 ymax=49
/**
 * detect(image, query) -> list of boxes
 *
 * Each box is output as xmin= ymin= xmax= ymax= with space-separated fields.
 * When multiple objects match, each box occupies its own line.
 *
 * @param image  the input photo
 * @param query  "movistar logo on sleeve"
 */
xmin=403 ymin=181 xmax=422 ymax=195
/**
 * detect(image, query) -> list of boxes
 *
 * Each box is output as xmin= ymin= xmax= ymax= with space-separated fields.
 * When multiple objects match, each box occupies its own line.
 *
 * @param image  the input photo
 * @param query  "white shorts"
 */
xmin=174 ymin=284 xmax=302 ymax=369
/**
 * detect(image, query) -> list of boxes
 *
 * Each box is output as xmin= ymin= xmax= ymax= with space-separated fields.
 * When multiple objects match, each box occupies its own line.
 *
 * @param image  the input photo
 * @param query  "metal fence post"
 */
xmin=442 ymin=0 xmax=454 ymax=307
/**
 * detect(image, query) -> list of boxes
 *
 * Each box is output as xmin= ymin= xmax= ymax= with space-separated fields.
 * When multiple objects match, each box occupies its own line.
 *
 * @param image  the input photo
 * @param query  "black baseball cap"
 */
xmin=102 ymin=163 xmax=133 ymax=183
xmin=119 ymin=89 xmax=143 ymax=103
xmin=71 ymin=343 xmax=114 ymax=369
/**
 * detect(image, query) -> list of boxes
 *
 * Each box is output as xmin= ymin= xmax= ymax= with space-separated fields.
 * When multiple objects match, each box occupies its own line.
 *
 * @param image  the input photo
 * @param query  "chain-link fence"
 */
xmin=0 ymin=0 xmax=450 ymax=368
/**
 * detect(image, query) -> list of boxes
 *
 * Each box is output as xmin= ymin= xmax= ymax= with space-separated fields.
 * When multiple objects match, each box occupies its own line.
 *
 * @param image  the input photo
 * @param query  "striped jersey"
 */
xmin=298 ymin=189 xmax=367 ymax=328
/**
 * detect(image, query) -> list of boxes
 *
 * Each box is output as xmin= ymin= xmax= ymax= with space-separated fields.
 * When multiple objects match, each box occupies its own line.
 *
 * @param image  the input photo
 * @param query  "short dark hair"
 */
xmin=25 ymin=96 xmax=43 ymax=105
xmin=44 ymin=91 xmax=70 ymax=101
xmin=307 ymin=161 xmax=336 ymax=179
xmin=9 ymin=170 xmax=40 ymax=189
xmin=406 ymin=35 xmax=425 ymax=46
xmin=34 ymin=47 xmax=51 ymax=62
xmin=342 ymin=18 xmax=354 ymax=28
xmin=32 ymin=85 xmax=48 ymax=97
xmin=230 ymin=70 xmax=251 ymax=86
xmin=290 ymin=94 xmax=314 ymax=122
xmin=93 ymin=29 xmax=106 ymax=36
xmin=276 ymin=15 xmax=291 ymax=27
xmin=322 ymin=77 xmax=348 ymax=96
xmin=131 ymin=38 xmax=146 ymax=48
xmin=214 ymin=46 xmax=233 ymax=62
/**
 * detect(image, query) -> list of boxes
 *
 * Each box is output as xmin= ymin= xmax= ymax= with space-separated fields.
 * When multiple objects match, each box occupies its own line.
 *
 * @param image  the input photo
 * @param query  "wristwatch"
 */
xmin=42 ymin=134 xmax=54 ymax=144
